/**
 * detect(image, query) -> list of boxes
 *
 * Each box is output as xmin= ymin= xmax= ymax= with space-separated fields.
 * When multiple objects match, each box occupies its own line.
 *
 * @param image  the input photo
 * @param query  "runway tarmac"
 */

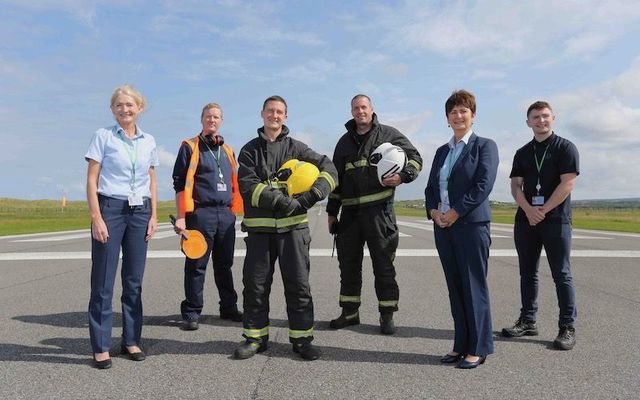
xmin=1 ymin=208 xmax=638 ymax=399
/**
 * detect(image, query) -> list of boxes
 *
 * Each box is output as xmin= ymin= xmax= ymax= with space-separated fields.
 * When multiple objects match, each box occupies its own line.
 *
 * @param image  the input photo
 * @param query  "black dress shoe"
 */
xmin=457 ymin=356 xmax=486 ymax=369
xmin=181 ymin=319 xmax=199 ymax=331
xmin=220 ymin=310 xmax=243 ymax=322
xmin=121 ymin=345 xmax=146 ymax=361
xmin=93 ymin=355 xmax=112 ymax=369
xmin=440 ymin=353 xmax=463 ymax=363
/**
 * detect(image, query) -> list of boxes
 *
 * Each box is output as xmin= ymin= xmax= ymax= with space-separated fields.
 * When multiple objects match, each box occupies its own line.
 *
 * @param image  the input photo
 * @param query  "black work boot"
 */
xmin=329 ymin=310 xmax=360 ymax=329
xmin=380 ymin=312 xmax=396 ymax=335
xmin=292 ymin=342 xmax=320 ymax=361
xmin=233 ymin=340 xmax=268 ymax=359
xmin=553 ymin=325 xmax=576 ymax=350
xmin=501 ymin=318 xmax=538 ymax=337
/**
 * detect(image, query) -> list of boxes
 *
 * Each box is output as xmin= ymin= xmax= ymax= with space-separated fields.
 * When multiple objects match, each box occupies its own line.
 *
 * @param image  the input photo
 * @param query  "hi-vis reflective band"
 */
xmin=328 ymin=193 xmax=340 ymax=200
xmin=244 ymin=327 xmax=269 ymax=338
xmin=289 ymin=328 xmax=313 ymax=339
xmin=408 ymin=159 xmax=422 ymax=171
xmin=242 ymin=214 xmax=308 ymax=228
xmin=379 ymin=300 xmax=398 ymax=308
xmin=341 ymin=189 xmax=393 ymax=206
xmin=345 ymin=159 xmax=369 ymax=171
xmin=339 ymin=295 xmax=361 ymax=303
xmin=251 ymin=183 xmax=268 ymax=207
xmin=319 ymin=171 xmax=337 ymax=191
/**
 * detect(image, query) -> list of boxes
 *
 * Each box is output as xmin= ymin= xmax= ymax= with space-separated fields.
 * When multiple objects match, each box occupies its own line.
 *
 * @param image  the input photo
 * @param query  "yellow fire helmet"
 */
xmin=275 ymin=159 xmax=320 ymax=196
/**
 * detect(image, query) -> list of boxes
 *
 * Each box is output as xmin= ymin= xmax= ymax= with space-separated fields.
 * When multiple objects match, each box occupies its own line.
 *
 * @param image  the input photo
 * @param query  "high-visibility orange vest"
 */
xmin=177 ymin=136 xmax=243 ymax=215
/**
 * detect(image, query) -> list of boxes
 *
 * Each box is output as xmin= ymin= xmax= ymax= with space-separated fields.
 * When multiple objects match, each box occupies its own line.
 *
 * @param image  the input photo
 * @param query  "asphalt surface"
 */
xmin=1 ymin=207 xmax=639 ymax=399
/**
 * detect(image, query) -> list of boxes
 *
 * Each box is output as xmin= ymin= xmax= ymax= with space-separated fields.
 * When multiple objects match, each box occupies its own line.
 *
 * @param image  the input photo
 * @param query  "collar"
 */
xmin=345 ymin=112 xmax=380 ymax=133
xmin=448 ymin=130 xmax=473 ymax=149
xmin=258 ymin=125 xmax=290 ymax=142
xmin=115 ymin=124 xmax=143 ymax=139
xmin=532 ymin=132 xmax=555 ymax=146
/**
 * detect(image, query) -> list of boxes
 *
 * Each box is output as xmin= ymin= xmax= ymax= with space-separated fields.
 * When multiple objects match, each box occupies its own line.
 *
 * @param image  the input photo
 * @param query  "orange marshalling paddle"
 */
xmin=170 ymin=215 xmax=207 ymax=259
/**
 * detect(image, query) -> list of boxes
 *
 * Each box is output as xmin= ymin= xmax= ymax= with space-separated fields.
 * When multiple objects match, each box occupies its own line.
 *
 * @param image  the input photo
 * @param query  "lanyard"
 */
xmin=533 ymin=144 xmax=549 ymax=194
xmin=444 ymin=143 xmax=463 ymax=190
xmin=201 ymin=137 xmax=224 ymax=182
xmin=117 ymin=131 xmax=139 ymax=192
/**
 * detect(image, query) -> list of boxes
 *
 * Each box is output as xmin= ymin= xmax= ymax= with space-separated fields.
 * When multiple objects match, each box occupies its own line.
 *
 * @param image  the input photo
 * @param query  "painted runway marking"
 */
xmin=2 ymin=249 xmax=639 ymax=260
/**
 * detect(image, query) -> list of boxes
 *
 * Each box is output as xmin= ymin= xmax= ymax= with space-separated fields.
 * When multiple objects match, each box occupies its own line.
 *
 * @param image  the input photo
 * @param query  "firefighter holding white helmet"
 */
xmin=326 ymin=94 xmax=422 ymax=334
xmin=235 ymin=95 xmax=337 ymax=361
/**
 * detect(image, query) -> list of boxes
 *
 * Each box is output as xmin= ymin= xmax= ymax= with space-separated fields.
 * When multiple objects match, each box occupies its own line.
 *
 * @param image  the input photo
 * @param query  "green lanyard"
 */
xmin=201 ymin=137 xmax=224 ymax=182
xmin=533 ymin=144 xmax=549 ymax=194
xmin=118 ymin=131 xmax=139 ymax=192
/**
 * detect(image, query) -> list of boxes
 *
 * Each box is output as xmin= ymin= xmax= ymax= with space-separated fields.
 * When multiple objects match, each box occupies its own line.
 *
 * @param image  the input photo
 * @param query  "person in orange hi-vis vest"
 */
xmin=172 ymin=102 xmax=243 ymax=331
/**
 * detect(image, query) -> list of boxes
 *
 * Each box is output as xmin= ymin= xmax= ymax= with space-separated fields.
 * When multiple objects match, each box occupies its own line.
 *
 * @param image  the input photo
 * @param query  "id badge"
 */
xmin=217 ymin=182 xmax=228 ymax=192
xmin=531 ymin=196 xmax=545 ymax=206
xmin=128 ymin=194 xmax=144 ymax=206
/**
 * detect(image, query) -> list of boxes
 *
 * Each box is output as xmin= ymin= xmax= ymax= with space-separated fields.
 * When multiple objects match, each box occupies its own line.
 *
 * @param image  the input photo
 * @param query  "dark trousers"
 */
xmin=181 ymin=206 xmax=238 ymax=321
xmin=434 ymin=222 xmax=494 ymax=356
xmin=89 ymin=195 xmax=150 ymax=353
xmin=242 ymin=229 xmax=313 ymax=344
xmin=336 ymin=202 xmax=399 ymax=313
xmin=514 ymin=220 xmax=577 ymax=327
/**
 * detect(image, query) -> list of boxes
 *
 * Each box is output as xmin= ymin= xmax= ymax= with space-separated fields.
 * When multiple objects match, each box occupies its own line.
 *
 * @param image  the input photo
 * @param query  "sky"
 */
xmin=1 ymin=0 xmax=639 ymax=202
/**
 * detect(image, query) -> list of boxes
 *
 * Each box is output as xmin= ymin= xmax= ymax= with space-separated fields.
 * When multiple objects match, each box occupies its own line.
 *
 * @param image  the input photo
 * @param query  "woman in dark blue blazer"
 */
xmin=425 ymin=90 xmax=499 ymax=369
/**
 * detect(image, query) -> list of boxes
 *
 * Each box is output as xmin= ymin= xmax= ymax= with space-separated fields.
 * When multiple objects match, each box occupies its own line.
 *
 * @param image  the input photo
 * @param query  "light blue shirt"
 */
xmin=85 ymin=124 xmax=159 ymax=199
xmin=438 ymin=130 xmax=473 ymax=211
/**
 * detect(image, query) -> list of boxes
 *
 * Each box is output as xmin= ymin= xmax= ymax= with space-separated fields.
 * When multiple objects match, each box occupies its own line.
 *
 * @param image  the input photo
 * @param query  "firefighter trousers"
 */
xmin=242 ymin=228 xmax=314 ymax=344
xmin=336 ymin=202 xmax=400 ymax=314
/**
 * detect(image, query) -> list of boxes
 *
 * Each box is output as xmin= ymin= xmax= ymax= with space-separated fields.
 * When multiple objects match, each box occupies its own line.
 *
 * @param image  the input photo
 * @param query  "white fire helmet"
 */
xmin=368 ymin=142 xmax=407 ymax=184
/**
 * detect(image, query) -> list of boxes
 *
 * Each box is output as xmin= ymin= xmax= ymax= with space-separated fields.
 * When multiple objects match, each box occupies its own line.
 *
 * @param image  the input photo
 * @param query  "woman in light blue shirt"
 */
xmin=85 ymin=84 xmax=158 ymax=369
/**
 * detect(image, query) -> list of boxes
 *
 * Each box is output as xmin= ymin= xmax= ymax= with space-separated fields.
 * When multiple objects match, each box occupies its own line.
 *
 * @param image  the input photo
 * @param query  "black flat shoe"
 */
xmin=121 ymin=345 xmax=146 ymax=361
xmin=93 ymin=355 xmax=112 ymax=369
xmin=440 ymin=353 xmax=464 ymax=363
xmin=457 ymin=356 xmax=486 ymax=369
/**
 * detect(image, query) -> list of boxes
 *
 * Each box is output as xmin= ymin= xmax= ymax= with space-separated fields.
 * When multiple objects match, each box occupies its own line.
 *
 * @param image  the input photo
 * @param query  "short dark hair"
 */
xmin=263 ymin=95 xmax=287 ymax=112
xmin=527 ymin=101 xmax=553 ymax=118
xmin=351 ymin=94 xmax=372 ymax=107
xmin=445 ymin=90 xmax=476 ymax=115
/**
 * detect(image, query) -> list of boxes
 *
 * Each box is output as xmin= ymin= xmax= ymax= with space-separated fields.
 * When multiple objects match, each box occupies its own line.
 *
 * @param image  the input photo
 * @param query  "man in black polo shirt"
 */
xmin=502 ymin=101 xmax=579 ymax=350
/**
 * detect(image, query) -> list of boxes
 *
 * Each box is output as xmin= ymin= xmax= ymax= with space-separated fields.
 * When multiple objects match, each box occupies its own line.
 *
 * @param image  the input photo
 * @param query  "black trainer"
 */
xmin=233 ymin=340 xmax=268 ymax=359
xmin=220 ymin=310 xmax=244 ymax=322
xmin=554 ymin=326 xmax=576 ymax=350
xmin=181 ymin=319 xmax=199 ymax=331
xmin=329 ymin=311 xmax=360 ymax=329
xmin=293 ymin=342 xmax=320 ymax=361
xmin=501 ymin=318 xmax=538 ymax=337
xmin=380 ymin=312 xmax=396 ymax=335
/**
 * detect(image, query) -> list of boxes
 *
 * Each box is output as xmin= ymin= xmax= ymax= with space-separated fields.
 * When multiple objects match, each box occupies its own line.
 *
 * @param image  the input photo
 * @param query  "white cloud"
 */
xmin=375 ymin=0 xmax=640 ymax=65
xmin=383 ymin=110 xmax=432 ymax=137
xmin=156 ymin=146 xmax=176 ymax=169
xmin=279 ymin=59 xmax=336 ymax=82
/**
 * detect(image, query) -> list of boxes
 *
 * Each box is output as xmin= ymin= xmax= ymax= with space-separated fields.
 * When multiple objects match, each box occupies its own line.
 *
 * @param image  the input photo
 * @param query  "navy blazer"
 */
xmin=425 ymin=133 xmax=499 ymax=223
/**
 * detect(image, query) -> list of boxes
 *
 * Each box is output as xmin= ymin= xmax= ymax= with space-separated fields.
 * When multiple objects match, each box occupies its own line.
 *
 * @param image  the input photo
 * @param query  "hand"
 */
xmin=525 ymin=205 xmax=546 ymax=226
xmin=430 ymin=209 xmax=447 ymax=228
xmin=328 ymin=215 xmax=338 ymax=234
xmin=441 ymin=208 xmax=459 ymax=227
xmin=91 ymin=215 xmax=109 ymax=243
xmin=174 ymin=217 xmax=186 ymax=235
xmin=381 ymin=173 xmax=402 ymax=187
xmin=146 ymin=217 xmax=158 ymax=242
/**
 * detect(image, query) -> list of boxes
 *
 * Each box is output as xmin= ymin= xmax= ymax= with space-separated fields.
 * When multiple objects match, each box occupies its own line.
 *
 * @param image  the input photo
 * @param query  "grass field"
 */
xmin=1 ymin=198 xmax=639 ymax=236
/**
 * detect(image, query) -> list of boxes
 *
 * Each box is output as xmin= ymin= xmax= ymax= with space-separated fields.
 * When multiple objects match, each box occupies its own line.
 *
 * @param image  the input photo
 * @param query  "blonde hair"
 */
xmin=201 ymin=103 xmax=223 ymax=119
xmin=110 ymin=84 xmax=146 ymax=110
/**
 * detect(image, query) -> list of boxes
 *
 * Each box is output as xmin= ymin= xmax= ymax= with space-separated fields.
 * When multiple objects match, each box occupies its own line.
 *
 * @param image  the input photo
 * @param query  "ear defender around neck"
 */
xmin=201 ymin=134 xmax=224 ymax=147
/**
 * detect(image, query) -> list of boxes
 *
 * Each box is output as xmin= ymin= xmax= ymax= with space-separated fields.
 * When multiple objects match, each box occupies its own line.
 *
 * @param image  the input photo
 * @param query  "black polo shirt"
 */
xmin=510 ymin=133 xmax=579 ymax=223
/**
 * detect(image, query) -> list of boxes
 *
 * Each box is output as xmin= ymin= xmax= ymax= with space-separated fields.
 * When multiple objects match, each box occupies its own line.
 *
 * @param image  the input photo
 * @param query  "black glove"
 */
xmin=275 ymin=195 xmax=303 ymax=216
xmin=297 ymin=188 xmax=322 ymax=210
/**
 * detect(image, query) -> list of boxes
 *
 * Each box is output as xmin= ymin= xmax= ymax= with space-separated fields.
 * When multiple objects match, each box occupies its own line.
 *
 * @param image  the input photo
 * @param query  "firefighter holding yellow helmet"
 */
xmin=235 ymin=95 xmax=337 ymax=361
